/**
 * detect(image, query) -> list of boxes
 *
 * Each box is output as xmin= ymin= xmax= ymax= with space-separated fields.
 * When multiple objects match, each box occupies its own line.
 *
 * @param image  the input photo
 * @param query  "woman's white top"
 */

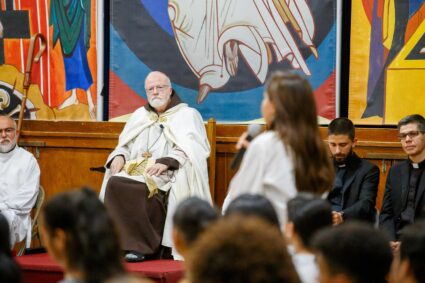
xmin=222 ymin=131 xmax=297 ymax=227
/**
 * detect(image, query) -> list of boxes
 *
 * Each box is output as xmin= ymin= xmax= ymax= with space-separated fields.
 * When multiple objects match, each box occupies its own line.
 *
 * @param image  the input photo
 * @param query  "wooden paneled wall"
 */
xmin=19 ymin=121 xmax=121 ymax=200
xmin=19 ymin=121 xmax=405 ymax=209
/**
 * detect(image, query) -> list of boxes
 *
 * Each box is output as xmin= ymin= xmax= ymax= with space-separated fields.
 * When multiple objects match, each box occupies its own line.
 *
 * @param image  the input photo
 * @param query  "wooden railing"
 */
xmin=19 ymin=121 xmax=404 ymax=209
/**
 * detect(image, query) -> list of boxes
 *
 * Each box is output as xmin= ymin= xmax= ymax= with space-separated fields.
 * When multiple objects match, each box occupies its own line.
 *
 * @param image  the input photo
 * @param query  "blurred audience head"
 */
xmin=0 ymin=213 xmax=10 ymax=254
xmin=105 ymin=274 xmax=153 ymax=283
xmin=390 ymin=220 xmax=425 ymax=283
xmin=312 ymin=222 xmax=392 ymax=283
xmin=225 ymin=194 xmax=280 ymax=229
xmin=187 ymin=215 xmax=301 ymax=283
xmin=262 ymin=71 xmax=334 ymax=195
xmin=41 ymin=187 xmax=125 ymax=283
xmin=172 ymin=197 xmax=218 ymax=258
xmin=0 ymin=213 xmax=21 ymax=283
xmin=286 ymin=193 xmax=333 ymax=251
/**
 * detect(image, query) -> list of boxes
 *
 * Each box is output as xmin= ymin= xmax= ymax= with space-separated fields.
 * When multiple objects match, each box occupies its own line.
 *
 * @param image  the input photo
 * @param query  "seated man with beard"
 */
xmin=0 ymin=115 xmax=40 ymax=248
xmin=100 ymin=71 xmax=211 ymax=262
xmin=327 ymin=117 xmax=379 ymax=224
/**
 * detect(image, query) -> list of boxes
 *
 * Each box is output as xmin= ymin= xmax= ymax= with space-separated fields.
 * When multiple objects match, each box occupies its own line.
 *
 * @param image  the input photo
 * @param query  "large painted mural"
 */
xmin=109 ymin=0 xmax=339 ymax=122
xmin=0 ymin=0 xmax=98 ymax=120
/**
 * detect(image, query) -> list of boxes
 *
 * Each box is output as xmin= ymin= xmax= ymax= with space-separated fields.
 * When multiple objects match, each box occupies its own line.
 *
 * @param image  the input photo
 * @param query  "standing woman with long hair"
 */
xmin=222 ymin=71 xmax=334 ymax=227
xmin=40 ymin=188 xmax=126 ymax=283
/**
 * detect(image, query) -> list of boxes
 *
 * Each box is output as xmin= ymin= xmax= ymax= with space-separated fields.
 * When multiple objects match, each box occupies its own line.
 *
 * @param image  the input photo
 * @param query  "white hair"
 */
xmin=144 ymin=71 xmax=171 ymax=88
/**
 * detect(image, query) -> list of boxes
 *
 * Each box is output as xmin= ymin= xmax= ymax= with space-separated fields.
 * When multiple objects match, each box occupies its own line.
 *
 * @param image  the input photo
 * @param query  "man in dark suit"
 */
xmin=327 ymin=118 xmax=380 ymax=225
xmin=380 ymin=114 xmax=425 ymax=251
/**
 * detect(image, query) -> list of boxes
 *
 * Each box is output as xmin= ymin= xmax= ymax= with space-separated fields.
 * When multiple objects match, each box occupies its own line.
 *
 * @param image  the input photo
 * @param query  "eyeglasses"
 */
xmin=398 ymin=131 xmax=424 ymax=140
xmin=145 ymin=85 xmax=170 ymax=94
xmin=0 ymin=127 xmax=16 ymax=135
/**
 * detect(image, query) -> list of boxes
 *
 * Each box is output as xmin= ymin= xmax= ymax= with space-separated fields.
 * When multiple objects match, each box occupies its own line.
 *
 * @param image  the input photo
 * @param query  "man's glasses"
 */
xmin=145 ymin=85 xmax=170 ymax=94
xmin=398 ymin=131 xmax=424 ymax=140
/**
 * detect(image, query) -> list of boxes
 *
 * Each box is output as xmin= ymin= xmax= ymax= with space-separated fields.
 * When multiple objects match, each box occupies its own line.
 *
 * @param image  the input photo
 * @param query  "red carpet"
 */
xmin=16 ymin=253 xmax=184 ymax=283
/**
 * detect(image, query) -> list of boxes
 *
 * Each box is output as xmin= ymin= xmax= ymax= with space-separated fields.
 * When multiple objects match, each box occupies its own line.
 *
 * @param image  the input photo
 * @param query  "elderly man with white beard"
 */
xmin=100 ymin=71 xmax=212 ymax=262
xmin=0 ymin=115 xmax=40 ymax=248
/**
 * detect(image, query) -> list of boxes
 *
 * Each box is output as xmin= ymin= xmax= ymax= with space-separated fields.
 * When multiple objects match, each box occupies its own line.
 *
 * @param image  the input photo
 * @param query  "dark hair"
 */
xmin=287 ymin=193 xmax=332 ymax=249
xmin=312 ymin=222 xmax=392 ymax=283
xmin=173 ymin=197 xmax=218 ymax=246
xmin=41 ymin=187 xmax=125 ymax=283
xmin=400 ymin=220 xmax=425 ymax=283
xmin=226 ymin=194 xmax=280 ymax=228
xmin=328 ymin=117 xmax=355 ymax=140
xmin=188 ymin=216 xmax=301 ymax=283
xmin=0 ymin=213 xmax=10 ymax=255
xmin=397 ymin=114 xmax=425 ymax=132
xmin=0 ymin=254 xmax=21 ymax=283
xmin=0 ymin=213 xmax=21 ymax=283
xmin=265 ymin=71 xmax=334 ymax=194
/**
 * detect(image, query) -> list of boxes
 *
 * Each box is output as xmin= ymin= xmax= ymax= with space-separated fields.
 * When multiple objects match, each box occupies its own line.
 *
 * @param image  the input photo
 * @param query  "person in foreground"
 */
xmin=225 ymin=194 xmax=281 ymax=229
xmin=0 ymin=114 xmax=40 ymax=248
xmin=0 ymin=213 xmax=21 ymax=283
xmin=172 ymin=197 xmax=218 ymax=260
xmin=285 ymin=193 xmax=333 ymax=283
xmin=326 ymin=117 xmax=379 ymax=224
xmin=100 ymin=71 xmax=211 ymax=262
xmin=312 ymin=222 xmax=392 ymax=283
xmin=41 ymin=188 xmax=127 ymax=283
xmin=380 ymin=114 xmax=425 ymax=251
xmin=390 ymin=220 xmax=425 ymax=283
xmin=222 ymin=71 xmax=334 ymax=227
xmin=187 ymin=215 xmax=301 ymax=283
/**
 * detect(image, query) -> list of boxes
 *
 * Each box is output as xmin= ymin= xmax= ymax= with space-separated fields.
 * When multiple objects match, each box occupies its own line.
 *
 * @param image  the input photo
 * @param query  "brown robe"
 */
xmin=105 ymin=176 xmax=167 ymax=255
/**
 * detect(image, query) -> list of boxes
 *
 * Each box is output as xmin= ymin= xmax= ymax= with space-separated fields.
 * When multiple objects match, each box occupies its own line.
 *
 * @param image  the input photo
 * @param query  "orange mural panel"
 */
xmin=0 ymin=0 xmax=98 ymax=120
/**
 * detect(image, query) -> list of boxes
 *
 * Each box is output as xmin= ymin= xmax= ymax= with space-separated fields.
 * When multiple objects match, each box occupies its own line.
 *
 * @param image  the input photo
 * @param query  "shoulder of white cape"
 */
xmin=129 ymin=104 xmax=204 ymax=129
xmin=117 ymin=104 xmax=206 ymax=146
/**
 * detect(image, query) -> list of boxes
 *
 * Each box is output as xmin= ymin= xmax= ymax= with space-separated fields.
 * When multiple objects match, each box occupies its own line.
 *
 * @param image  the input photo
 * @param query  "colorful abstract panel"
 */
xmin=349 ymin=0 xmax=425 ymax=124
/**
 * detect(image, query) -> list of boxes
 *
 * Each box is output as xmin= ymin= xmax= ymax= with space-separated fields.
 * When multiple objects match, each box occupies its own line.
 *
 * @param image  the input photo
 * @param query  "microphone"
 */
xmin=230 ymin=124 xmax=262 ymax=170
xmin=159 ymin=124 xmax=164 ymax=129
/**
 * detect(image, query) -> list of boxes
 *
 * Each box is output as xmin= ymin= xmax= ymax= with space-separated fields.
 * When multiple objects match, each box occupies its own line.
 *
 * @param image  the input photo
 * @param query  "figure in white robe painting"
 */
xmin=168 ymin=0 xmax=318 ymax=103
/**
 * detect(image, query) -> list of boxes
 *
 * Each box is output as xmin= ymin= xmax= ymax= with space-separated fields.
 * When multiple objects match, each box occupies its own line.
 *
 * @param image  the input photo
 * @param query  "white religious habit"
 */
xmin=222 ymin=131 xmax=297 ymax=228
xmin=100 ymin=98 xmax=212 ymax=252
xmin=0 ymin=146 xmax=40 ymax=247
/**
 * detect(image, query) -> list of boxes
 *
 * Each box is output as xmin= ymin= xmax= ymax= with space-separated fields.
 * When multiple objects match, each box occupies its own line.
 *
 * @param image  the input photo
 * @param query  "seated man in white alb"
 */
xmin=100 ymin=71 xmax=211 ymax=262
xmin=0 ymin=115 xmax=40 ymax=248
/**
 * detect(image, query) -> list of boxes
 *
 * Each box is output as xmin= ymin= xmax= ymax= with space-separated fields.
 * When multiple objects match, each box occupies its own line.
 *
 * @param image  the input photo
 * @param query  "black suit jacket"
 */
xmin=379 ymin=160 xmax=425 ymax=241
xmin=328 ymin=153 xmax=380 ymax=222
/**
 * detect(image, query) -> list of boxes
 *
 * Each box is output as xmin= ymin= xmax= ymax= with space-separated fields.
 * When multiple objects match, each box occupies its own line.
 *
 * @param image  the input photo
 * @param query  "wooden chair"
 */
xmin=205 ymin=118 xmax=217 ymax=201
xmin=17 ymin=185 xmax=45 ymax=256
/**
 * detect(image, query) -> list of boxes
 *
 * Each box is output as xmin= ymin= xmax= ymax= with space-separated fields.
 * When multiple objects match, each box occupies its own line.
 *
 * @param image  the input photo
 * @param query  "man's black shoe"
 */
xmin=124 ymin=251 xmax=145 ymax=262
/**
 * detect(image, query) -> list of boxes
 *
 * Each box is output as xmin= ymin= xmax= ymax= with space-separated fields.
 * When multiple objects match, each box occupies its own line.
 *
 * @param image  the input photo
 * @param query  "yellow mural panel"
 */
xmin=385 ymin=20 xmax=425 ymax=124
